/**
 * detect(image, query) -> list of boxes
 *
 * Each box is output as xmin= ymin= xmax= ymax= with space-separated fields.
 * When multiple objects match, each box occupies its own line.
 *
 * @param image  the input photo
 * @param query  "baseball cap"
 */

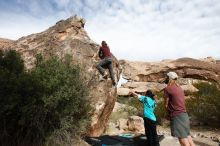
xmin=167 ymin=72 xmax=178 ymax=80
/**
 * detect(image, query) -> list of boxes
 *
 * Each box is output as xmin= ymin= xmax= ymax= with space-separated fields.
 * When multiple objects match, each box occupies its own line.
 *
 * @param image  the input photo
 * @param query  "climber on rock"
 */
xmin=96 ymin=41 xmax=116 ymax=87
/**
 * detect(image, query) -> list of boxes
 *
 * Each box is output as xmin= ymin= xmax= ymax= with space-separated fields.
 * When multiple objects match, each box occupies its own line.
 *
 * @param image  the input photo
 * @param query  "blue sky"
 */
xmin=0 ymin=0 xmax=220 ymax=61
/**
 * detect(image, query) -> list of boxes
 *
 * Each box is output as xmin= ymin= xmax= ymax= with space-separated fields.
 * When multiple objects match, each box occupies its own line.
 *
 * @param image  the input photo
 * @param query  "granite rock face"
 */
xmin=0 ymin=16 xmax=121 ymax=137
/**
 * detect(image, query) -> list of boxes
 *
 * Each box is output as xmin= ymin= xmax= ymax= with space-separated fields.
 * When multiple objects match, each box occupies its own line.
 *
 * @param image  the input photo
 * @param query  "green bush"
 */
xmin=186 ymin=82 xmax=220 ymax=127
xmin=154 ymin=92 xmax=167 ymax=124
xmin=117 ymin=96 xmax=142 ymax=115
xmin=109 ymin=110 xmax=131 ymax=123
xmin=0 ymin=50 xmax=90 ymax=146
xmin=109 ymin=96 xmax=141 ymax=123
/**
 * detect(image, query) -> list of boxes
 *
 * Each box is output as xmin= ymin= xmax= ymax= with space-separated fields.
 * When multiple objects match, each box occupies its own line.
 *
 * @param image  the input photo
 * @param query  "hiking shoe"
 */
xmin=99 ymin=75 xmax=105 ymax=81
xmin=103 ymin=72 xmax=108 ymax=79
xmin=112 ymin=85 xmax=117 ymax=88
xmin=112 ymin=82 xmax=117 ymax=88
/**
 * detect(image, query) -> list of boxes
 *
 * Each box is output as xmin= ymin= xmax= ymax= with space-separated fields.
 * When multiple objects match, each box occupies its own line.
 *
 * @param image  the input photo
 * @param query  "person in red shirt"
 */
xmin=96 ymin=41 xmax=116 ymax=86
xmin=163 ymin=72 xmax=195 ymax=146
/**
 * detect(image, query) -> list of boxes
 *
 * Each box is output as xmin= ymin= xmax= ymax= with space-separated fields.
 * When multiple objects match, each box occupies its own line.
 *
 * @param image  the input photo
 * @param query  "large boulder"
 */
xmin=118 ymin=118 xmax=129 ymax=131
xmin=0 ymin=16 xmax=120 ymax=137
xmin=181 ymin=84 xmax=199 ymax=93
xmin=117 ymin=88 xmax=130 ymax=96
xmin=112 ymin=102 xmax=127 ymax=112
xmin=127 ymin=116 xmax=144 ymax=132
xmin=112 ymin=102 xmax=137 ymax=113
xmin=120 ymin=58 xmax=220 ymax=85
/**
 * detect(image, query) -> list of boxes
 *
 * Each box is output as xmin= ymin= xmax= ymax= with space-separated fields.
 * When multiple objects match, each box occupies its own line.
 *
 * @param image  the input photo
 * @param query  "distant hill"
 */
xmin=0 ymin=38 xmax=13 ymax=49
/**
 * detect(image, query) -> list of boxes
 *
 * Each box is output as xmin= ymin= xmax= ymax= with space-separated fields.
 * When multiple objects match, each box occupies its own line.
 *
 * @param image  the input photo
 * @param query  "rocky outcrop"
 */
xmin=0 ymin=16 xmax=120 ymax=137
xmin=105 ymin=116 xmax=145 ymax=135
xmin=117 ymin=81 xmax=198 ymax=96
xmin=201 ymin=56 xmax=216 ymax=64
xmin=117 ymin=58 xmax=218 ymax=96
xmin=0 ymin=38 xmax=14 ymax=49
xmin=112 ymin=102 xmax=137 ymax=113
xmin=121 ymin=81 xmax=166 ymax=93
xmin=117 ymin=88 xmax=131 ymax=96
xmin=120 ymin=58 xmax=220 ymax=85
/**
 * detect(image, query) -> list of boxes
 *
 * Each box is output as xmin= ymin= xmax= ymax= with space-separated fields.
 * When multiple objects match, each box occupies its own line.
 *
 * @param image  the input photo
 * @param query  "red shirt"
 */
xmin=164 ymin=84 xmax=186 ymax=117
xmin=99 ymin=46 xmax=112 ymax=59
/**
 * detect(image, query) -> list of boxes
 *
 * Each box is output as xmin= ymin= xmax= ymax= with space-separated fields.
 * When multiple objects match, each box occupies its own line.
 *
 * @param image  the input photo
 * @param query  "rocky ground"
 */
xmin=105 ymin=122 xmax=220 ymax=146
xmin=115 ymin=57 xmax=220 ymax=146
xmin=158 ymin=126 xmax=220 ymax=146
xmin=105 ymin=101 xmax=220 ymax=146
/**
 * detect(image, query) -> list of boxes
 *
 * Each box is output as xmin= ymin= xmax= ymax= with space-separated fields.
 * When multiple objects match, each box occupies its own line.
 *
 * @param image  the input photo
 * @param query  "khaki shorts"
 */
xmin=171 ymin=112 xmax=190 ymax=138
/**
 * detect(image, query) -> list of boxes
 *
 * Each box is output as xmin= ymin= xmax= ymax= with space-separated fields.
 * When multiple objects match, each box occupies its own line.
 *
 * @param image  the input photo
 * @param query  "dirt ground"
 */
xmin=158 ymin=126 xmax=220 ymax=146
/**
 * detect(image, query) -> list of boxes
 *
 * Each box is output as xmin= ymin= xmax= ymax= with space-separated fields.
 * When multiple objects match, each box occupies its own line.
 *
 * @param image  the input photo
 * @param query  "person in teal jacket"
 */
xmin=131 ymin=90 xmax=160 ymax=146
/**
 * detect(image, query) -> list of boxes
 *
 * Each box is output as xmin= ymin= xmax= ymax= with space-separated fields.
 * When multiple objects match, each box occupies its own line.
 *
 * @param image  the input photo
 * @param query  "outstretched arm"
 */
xmin=130 ymin=91 xmax=140 ymax=99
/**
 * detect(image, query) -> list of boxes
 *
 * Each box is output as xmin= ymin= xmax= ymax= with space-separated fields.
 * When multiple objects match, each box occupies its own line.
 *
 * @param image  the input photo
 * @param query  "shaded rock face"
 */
xmin=120 ymin=58 xmax=220 ymax=85
xmin=0 ymin=16 xmax=120 ymax=137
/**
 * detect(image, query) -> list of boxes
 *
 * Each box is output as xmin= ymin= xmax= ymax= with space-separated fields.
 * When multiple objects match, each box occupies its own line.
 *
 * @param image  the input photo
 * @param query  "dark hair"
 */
xmin=164 ymin=76 xmax=169 ymax=84
xmin=101 ymin=41 xmax=108 ymax=47
xmin=145 ymin=90 xmax=155 ymax=100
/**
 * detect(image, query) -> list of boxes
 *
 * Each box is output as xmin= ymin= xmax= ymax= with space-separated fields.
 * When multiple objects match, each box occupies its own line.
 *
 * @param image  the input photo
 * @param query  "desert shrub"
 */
xmin=186 ymin=82 xmax=220 ymax=127
xmin=109 ymin=96 xmax=140 ymax=123
xmin=154 ymin=102 xmax=167 ymax=125
xmin=0 ymin=50 xmax=91 ymax=146
xmin=154 ymin=92 xmax=167 ymax=124
xmin=117 ymin=96 xmax=142 ymax=115
xmin=109 ymin=110 xmax=131 ymax=123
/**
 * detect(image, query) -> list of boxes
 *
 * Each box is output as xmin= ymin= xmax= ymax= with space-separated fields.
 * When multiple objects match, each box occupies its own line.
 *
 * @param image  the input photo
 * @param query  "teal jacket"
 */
xmin=138 ymin=95 xmax=156 ymax=121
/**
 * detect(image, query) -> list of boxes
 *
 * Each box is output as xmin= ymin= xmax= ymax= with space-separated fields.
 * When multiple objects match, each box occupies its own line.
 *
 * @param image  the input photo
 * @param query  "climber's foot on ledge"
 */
xmin=103 ymin=72 xmax=108 ymax=79
xmin=112 ymin=82 xmax=117 ymax=88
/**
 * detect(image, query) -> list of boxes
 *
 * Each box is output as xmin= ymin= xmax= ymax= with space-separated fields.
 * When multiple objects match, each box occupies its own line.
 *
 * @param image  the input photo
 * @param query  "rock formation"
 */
xmin=117 ymin=81 xmax=199 ymax=96
xmin=0 ymin=16 xmax=120 ymax=137
xmin=117 ymin=58 xmax=219 ymax=96
xmin=120 ymin=58 xmax=220 ymax=85
xmin=127 ymin=116 xmax=145 ymax=132
xmin=0 ymin=38 xmax=13 ymax=49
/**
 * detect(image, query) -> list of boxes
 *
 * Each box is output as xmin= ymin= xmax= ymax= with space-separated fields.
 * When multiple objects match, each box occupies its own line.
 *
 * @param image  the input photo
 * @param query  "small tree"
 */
xmin=0 ymin=51 xmax=91 ymax=146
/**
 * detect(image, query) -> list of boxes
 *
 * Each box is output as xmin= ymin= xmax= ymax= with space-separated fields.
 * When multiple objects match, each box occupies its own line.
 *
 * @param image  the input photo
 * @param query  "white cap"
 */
xmin=167 ymin=72 xmax=178 ymax=80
